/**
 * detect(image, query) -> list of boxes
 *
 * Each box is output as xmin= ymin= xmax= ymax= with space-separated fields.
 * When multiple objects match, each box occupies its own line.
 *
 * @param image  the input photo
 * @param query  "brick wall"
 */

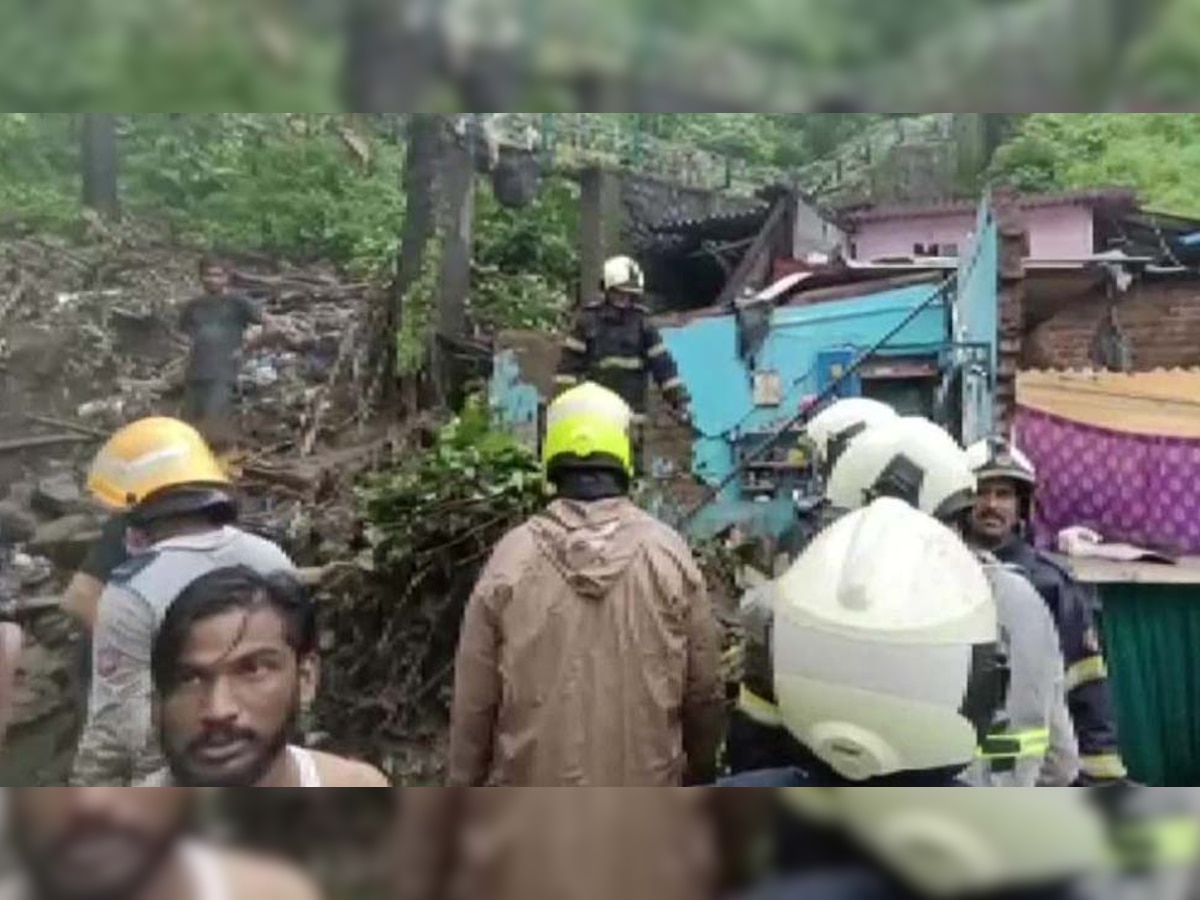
xmin=1025 ymin=279 xmax=1200 ymax=371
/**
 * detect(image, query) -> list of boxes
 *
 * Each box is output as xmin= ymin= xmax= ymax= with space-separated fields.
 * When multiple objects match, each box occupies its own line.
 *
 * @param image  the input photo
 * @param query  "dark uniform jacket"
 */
xmin=996 ymin=537 xmax=1128 ymax=783
xmin=556 ymin=301 xmax=685 ymax=416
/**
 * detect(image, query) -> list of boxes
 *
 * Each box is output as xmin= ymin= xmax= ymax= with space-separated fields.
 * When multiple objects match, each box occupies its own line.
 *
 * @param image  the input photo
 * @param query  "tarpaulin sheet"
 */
xmin=1016 ymin=407 xmax=1200 ymax=555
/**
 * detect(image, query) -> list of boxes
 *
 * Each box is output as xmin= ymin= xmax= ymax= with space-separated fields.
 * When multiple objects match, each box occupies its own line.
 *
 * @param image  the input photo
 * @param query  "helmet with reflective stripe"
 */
xmin=837 ymin=790 xmax=1109 ymax=897
xmin=543 ymin=382 xmax=633 ymax=477
xmin=965 ymin=436 xmax=1037 ymax=489
xmin=87 ymin=417 xmax=232 ymax=513
xmin=826 ymin=417 xmax=976 ymax=521
xmin=806 ymin=397 xmax=899 ymax=476
xmin=602 ymin=255 xmax=645 ymax=295
xmin=773 ymin=498 xmax=1003 ymax=782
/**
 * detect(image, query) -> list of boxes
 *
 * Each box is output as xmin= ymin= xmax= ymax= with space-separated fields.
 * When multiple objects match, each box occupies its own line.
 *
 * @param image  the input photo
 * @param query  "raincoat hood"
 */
xmin=529 ymin=498 xmax=646 ymax=601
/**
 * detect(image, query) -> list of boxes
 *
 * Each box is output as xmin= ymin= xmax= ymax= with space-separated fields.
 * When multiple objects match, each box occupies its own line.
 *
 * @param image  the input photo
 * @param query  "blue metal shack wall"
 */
xmin=487 ymin=281 xmax=951 ymax=541
xmin=660 ymin=282 xmax=949 ymax=538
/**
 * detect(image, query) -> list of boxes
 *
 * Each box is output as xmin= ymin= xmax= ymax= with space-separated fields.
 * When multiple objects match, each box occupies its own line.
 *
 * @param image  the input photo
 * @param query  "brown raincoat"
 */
xmin=393 ymin=788 xmax=724 ymax=900
xmin=448 ymin=497 xmax=724 ymax=787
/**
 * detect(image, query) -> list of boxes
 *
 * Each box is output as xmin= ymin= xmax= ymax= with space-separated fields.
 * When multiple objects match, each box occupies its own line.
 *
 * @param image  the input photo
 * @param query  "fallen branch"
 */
xmin=0 ymin=433 xmax=97 ymax=454
xmin=23 ymin=413 xmax=109 ymax=440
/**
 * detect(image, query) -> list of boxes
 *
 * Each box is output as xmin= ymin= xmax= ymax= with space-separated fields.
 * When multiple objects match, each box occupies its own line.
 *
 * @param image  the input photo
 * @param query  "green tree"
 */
xmin=989 ymin=113 xmax=1200 ymax=215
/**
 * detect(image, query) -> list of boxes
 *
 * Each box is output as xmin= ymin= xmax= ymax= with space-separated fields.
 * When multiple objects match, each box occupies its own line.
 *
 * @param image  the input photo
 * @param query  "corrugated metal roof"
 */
xmin=841 ymin=188 xmax=1138 ymax=225
xmin=1018 ymin=368 xmax=1200 ymax=438
xmin=649 ymin=205 xmax=770 ymax=237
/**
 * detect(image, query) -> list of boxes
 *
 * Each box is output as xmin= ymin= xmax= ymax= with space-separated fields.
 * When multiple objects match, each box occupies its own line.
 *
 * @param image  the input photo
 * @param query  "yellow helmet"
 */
xmin=87 ymin=417 xmax=231 ymax=512
xmin=542 ymin=382 xmax=633 ymax=477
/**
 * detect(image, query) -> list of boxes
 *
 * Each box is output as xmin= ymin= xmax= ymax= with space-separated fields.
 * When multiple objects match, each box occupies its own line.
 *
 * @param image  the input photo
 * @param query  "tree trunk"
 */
xmin=379 ymin=114 xmax=443 ymax=409
xmin=433 ymin=129 xmax=475 ymax=410
xmin=81 ymin=114 xmax=119 ymax=220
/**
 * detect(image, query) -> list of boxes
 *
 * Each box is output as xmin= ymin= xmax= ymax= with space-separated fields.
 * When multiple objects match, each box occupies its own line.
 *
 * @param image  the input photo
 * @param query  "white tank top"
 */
xmin=182 ymin=843 xmax=230 ymax=900
xmin=141 ymin=746 xmax=323 ymax=787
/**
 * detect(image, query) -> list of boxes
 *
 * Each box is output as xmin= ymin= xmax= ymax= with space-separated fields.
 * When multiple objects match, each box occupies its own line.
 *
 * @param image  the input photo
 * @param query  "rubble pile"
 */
xmin=0 ymin=229 xmax=402 ymax=784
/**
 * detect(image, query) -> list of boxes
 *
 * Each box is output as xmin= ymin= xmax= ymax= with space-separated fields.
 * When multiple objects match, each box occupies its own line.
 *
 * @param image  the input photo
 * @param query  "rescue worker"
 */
xmin=728 ymin=416 xmax=1077 ymax=786
xmin=72 ymin=417 xmax=296 ymax=786
xmin=826 ymin=417 xmax=1078 ymax=786
xmin=966 ymin=436 xmax=1129 ymax=785
xmin=178 ymin=255 xmax=275 ymax=462
xmin=143 ymin=566 xmax=389 ymax=787
xmin=555 ymin=256 xmax=691 ymax=471
xmin=727 ymin=397 xmax=900 ymax=776
xmin=719 ymin=497 xmax=1005 ymax=788
xmin=805 ymin=396 xmax=899 ymax=479
xmin=447 ymin=381 xmax=724 ymax=786
xmin=4 ymin=788 xmax=323 ymax=900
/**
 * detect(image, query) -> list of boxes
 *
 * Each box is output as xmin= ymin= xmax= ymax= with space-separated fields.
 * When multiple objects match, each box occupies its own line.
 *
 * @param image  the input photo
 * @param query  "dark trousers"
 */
xmin=182 ymin=378 xmax=237 ymax=451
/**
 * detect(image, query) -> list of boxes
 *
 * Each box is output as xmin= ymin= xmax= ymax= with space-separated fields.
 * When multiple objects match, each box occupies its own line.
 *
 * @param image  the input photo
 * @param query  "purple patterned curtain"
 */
xmin=1016 ymin=407 xmax=1200 ymax=555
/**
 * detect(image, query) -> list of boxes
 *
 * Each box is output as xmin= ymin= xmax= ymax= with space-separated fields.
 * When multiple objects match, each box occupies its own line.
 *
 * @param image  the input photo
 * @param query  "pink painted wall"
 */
xmin=852 ymin=204 xmax=1096 ymax=260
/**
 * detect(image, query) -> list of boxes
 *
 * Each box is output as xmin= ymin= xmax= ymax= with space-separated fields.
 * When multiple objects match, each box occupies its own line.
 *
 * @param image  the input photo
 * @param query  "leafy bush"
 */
xmin=988 ymin=113 xmax=1200 ymax=216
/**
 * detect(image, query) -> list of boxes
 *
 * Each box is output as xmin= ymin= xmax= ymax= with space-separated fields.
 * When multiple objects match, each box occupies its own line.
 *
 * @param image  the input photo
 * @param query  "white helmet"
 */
xmin=773 ymin=498 xmax=1002 ymax=782
xmin=965 ymin=436 xmax=1037 ymax=489
xmin=806 ymin=397 xmax=899 ymax=475
xmin=836 ymin=790 xmax=1109 ymax=898
xmin=602 ymin=255 xmax=645 ymax=295
xmin=826 ymin=416 xmax=976 ymax=521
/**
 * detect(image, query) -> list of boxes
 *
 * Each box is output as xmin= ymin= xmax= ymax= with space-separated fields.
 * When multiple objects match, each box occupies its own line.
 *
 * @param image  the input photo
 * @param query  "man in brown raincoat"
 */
xmin=448 ymin=382 xmax=723 ymax=787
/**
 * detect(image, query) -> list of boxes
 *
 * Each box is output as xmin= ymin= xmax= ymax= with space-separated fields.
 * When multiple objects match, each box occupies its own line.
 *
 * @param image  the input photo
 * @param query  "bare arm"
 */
xmin=61 ymin=573 xmax=106 ymax=632
xmin=0 ymin=623 xmax=22 ymax=747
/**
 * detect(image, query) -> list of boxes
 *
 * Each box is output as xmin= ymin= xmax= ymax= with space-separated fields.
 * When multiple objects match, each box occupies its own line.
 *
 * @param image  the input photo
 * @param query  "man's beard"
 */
xmin=14 ymin=815 xmax=185 ymax=900
xmin=165 ymin=701 xmax=297 ymax=788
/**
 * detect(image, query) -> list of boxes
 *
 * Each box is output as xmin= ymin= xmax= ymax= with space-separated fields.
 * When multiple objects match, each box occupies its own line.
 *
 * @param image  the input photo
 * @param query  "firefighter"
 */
xmin=725 ymin=397 xmax=899 ymax=776
xmin=827 ymin=417 xmax=1078 ymax=786
xmin=726 ymin=416 xmax=1076 ymax=786
xmin=805 ymin=396 xmax=899 ymax=479
xmin=72 ymin=417 xmax=296 ymax=786
xmin=448 ymin=382 xmax=724 ymax=786
xmin=555 ymin=256 xmax=691 ymax=471
xmin=719 ymin=497 xmax=1005 ymax=788
xmin=966 ymin=436 xmax=1129 ymax=785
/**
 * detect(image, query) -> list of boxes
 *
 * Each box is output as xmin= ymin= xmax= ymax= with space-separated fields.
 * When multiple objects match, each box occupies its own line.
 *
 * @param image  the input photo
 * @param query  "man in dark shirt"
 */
xmin=178 ymin=256 xmax=266 ymax=455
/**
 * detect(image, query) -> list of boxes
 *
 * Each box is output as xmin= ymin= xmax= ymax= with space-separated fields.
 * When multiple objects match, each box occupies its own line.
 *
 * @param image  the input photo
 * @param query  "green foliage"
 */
xmin=0 ymin=0 xmax=338 ymax=111
xmin=0 ymin=114 xmax=80 ymax=231
xmin=122 ymin=115 xmax=406 ymax=273
xmin=989 ymin=113 xmax=1200 ymax=215
xmin=472 ymin=178 xmax=579 ymax=332
xmin=0 ymin=114 xmax=406 ymax=273
xmin=359 ymin=396 xmax=544 ymax=577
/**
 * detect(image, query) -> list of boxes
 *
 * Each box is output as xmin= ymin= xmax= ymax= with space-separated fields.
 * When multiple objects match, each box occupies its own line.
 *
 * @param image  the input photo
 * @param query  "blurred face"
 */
xmin=159 ymin=605 xmax=317 ymax=787
xmin=970 ymin=478 xmax=1022 ymax=546
xmin=199 ymin=264 xmax=229 ymax=295
xmin=11 ymin=789 xmax=190 ymax=900
xmin=607 ymin=288 xmax=635 ymax=308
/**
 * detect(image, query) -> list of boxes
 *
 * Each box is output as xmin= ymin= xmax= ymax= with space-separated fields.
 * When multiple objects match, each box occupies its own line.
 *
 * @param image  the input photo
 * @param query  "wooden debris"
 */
xmin=23 ymin=413 xmax=109 ymax=440
xmin=0 ymin=434 xmax=97 ymax=454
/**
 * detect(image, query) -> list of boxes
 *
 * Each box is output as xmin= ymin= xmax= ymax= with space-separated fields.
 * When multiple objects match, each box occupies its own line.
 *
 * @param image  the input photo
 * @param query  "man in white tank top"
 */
xmin=2 ymin=788 xmax=322 ymax=900
xmin=145 ymin=567 xmax=387 ymax=788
